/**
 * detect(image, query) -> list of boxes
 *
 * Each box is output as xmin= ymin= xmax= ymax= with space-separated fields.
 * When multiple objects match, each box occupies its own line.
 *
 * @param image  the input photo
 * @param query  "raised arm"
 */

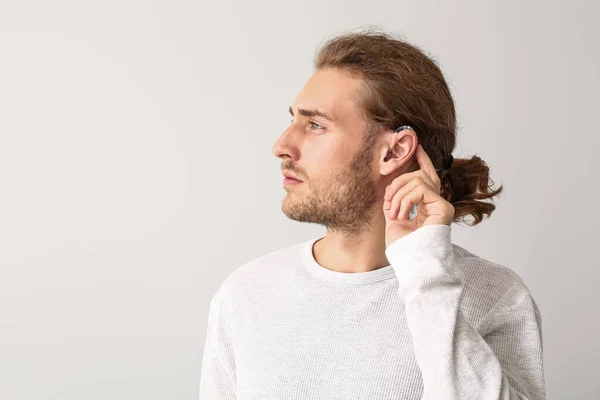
xmin=385 ymin=224 xmax=546 ymax=400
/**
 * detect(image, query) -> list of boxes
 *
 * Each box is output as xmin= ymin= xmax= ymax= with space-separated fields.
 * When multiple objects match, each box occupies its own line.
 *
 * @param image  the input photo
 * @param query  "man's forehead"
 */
xmin=292 ymin=69 xmax=363 ymax=122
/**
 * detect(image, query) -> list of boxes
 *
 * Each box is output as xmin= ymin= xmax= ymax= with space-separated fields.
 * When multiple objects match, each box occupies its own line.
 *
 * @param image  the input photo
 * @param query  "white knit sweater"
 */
xmin=199 ymin=224 xmax=546 ymax=399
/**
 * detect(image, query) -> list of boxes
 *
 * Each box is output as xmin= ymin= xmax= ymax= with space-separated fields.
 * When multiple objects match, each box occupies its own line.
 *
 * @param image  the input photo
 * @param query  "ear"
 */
xmin=379 ymin=128 xmax=418 ymax=176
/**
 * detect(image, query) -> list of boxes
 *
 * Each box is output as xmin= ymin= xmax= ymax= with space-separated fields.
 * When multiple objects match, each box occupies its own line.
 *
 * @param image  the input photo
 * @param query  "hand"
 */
xmin=383 ymin=144 xmax=455 ymax=248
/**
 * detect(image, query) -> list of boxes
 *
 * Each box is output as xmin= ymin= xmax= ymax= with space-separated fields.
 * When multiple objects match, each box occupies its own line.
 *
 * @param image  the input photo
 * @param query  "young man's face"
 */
xmin=272 ymin=67 xmax=383 ymax=234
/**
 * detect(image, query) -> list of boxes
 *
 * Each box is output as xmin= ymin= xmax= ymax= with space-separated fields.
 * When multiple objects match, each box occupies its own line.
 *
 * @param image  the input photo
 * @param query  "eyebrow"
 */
xmin=289 ymin=106 xmax=334 ymax=122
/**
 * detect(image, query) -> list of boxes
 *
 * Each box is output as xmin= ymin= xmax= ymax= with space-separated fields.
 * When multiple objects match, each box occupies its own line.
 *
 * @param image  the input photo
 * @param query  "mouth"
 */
xmin=283 ymin=177 xmax=303 ymax=185
xmin=282 ymin=170 xmax=304 ymax=183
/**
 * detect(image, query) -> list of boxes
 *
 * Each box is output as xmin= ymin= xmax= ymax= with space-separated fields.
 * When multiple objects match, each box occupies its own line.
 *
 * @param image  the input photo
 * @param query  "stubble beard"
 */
xmin=281 ymin=146 xmax=379 ymax=235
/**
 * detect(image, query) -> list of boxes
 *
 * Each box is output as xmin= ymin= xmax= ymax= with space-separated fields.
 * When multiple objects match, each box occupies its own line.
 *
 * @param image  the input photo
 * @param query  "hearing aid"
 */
xmin=383 ymin=125 xmax=414 ymax=162
xmin=383 ymin=125 xmax=419 ymax=220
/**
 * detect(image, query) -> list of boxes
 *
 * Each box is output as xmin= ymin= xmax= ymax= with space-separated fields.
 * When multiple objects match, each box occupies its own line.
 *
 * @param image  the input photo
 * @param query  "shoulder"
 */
xmin=451 ymin=243 xmax=539 ymax=328
xmin=453 ymin=243 xmax=531 ymax=292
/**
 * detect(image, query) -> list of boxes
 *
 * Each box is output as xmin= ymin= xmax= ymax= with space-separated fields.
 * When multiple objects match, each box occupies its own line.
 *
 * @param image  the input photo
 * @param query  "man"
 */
xmin=199 ymin=30 xmax=546 ymax=399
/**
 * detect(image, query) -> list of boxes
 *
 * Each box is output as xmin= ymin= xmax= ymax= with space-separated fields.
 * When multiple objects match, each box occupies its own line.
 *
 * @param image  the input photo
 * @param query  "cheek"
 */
xmin=315 ymin=146 xmax=347 ymax=170
xmin=302 ymin=140 xmax=347 ymax=178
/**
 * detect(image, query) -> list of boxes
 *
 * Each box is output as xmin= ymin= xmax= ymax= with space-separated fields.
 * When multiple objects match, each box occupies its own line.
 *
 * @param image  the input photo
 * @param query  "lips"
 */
xmin=282 ymin=172 xmax=303 ymax=182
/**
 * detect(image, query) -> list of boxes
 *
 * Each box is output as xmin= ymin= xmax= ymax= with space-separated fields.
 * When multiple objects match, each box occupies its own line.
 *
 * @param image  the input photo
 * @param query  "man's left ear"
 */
xmin=379 ymin=127 xmax=417 ymax=176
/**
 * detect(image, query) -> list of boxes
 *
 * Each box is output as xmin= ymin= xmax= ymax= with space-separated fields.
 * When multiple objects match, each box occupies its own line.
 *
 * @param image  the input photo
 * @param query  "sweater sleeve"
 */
xmin=199 ymin=286 xmax=237 ymax=399
xmin=385 ymin=224 xmax=546 ymax=400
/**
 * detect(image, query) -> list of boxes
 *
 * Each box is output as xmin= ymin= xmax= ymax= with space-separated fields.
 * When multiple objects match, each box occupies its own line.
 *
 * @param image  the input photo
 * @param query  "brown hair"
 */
xmin=314 ymin=28 xmax=503 ymax=226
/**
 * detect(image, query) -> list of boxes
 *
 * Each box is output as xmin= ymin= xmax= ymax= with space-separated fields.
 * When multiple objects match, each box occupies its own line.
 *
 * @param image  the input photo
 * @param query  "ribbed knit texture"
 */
xmin=199 ymin=224 xmax=546 ymax=399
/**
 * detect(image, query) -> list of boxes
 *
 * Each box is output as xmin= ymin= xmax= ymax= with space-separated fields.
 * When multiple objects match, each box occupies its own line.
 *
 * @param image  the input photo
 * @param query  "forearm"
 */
xmin=386 ymin=225 xmax=546 ymax=400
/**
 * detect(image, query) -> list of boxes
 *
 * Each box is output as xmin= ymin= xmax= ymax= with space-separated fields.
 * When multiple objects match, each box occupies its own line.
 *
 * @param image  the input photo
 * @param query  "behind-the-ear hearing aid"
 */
xmin=383 ymin=124 xmax=420 ymax=220
xmin=384 ymin=125 xmax=414 ymax=162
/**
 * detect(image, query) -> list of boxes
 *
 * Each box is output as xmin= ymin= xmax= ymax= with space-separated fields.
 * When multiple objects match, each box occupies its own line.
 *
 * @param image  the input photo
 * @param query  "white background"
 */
xmin=0 ymin=0 xmax=598 ymax=398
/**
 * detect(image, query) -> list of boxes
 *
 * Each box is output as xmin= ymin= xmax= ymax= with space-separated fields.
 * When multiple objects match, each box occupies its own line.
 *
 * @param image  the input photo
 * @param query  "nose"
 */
xmin=272 ymin=125 xmax=299 ymax=161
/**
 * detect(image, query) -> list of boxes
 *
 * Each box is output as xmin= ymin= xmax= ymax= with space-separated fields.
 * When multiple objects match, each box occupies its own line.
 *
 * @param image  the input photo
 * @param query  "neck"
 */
xmin=312 ymin=211 xmax=390 ymax=273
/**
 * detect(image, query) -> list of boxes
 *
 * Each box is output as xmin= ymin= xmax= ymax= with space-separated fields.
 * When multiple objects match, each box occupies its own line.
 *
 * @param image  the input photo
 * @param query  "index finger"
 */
xmin=415 ymin=144 xmax=440 ymax=186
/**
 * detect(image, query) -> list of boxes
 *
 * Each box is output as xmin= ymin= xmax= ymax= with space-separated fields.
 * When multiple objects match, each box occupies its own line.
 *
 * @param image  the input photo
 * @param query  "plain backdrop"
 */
xmin=0 ymin=0 xmax=598 ymax=399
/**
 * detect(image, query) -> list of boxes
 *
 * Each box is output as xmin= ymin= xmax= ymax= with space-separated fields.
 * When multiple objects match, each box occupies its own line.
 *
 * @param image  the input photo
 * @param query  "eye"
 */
xmin=289 ymin=118 xmax=325 ymax=131
xmin=309 ymin=121 xmax=324 ymax=130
